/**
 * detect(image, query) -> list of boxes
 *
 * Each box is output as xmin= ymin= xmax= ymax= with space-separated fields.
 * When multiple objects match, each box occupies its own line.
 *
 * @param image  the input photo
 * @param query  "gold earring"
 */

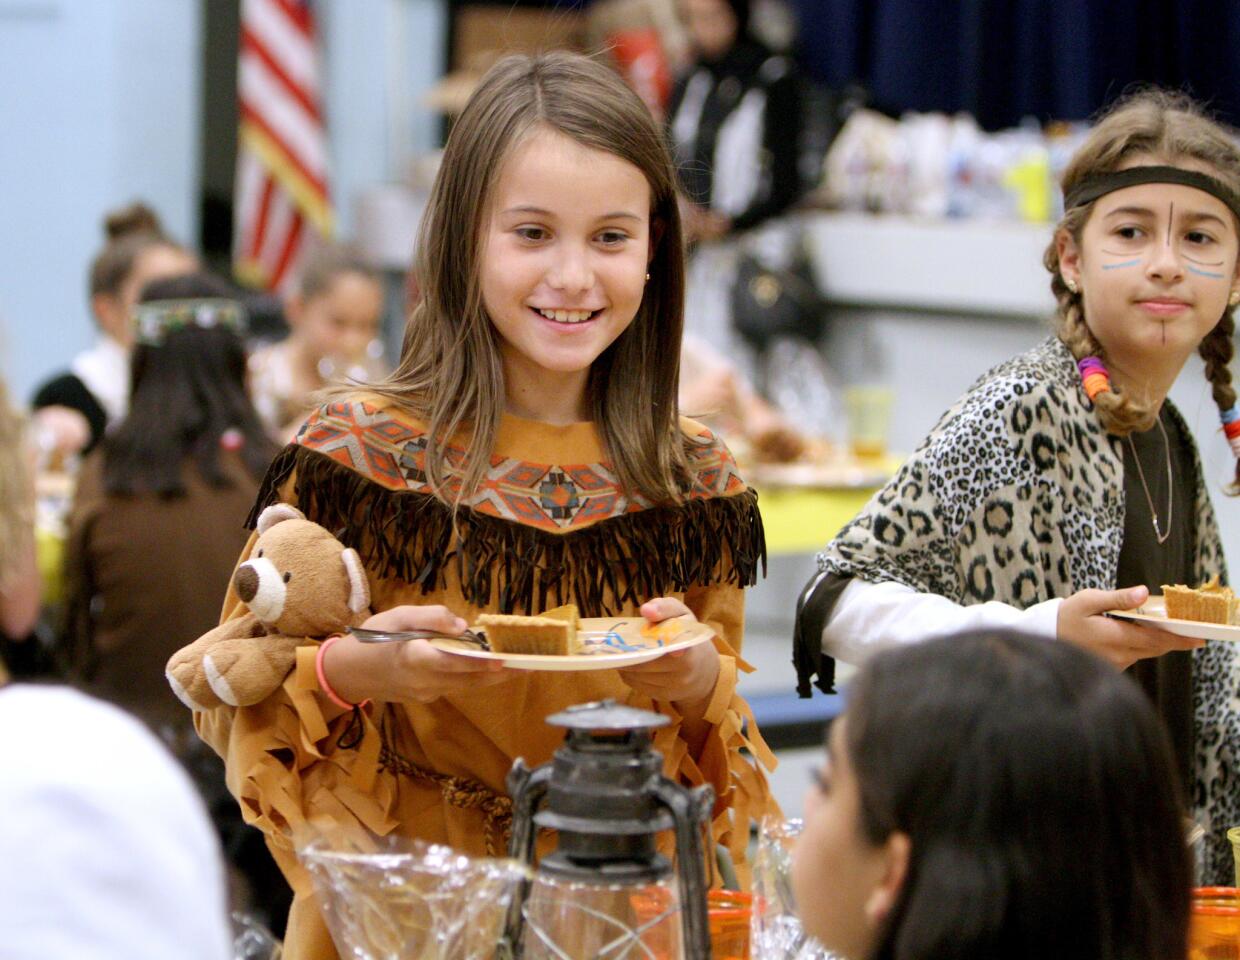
xmin=1065 ymin=277 xmax=1078 ymax=294
xmin=645 ymin=272 xmax=651 ymax=282
xmin=1230 ymin=290 xmax=1240 ymax=307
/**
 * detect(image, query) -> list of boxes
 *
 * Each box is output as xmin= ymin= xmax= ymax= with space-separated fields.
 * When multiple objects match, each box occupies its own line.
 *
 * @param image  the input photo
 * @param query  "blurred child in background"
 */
xmin=31 ymin=202 xmax=197 ymax=457
xmin=0 ymin=377 xmax=41 ymax=680
xmin=247 ymin=245 xmax=387 ymax=440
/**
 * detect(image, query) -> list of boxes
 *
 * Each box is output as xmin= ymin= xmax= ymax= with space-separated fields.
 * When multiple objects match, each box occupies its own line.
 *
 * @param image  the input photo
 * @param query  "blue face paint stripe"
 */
xmin=1188 ymin=265 xmax=1226 ymax=278
xmin=1102 ymin=259 xmax=1142 ymax=270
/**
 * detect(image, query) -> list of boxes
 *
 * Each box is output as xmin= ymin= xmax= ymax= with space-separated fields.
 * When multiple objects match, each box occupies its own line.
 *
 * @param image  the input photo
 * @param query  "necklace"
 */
xmin=1126 ymin=416 xmax=1173 ymax=545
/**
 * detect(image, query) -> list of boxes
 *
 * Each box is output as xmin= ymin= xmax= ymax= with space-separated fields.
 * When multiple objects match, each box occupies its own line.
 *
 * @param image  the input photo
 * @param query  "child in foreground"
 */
xmin=793 ymin=631 xmax=1191 ymax=960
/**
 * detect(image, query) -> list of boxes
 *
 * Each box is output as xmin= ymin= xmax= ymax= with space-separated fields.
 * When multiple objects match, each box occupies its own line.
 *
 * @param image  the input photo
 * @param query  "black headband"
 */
xmin=1064 ymin=164 xmax=1240 ymax=221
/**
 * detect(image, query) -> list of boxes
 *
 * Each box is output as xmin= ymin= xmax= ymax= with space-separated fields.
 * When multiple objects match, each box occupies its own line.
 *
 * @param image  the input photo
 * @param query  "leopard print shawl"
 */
xmin=817 ymin=336 xmax=1238 ymax=882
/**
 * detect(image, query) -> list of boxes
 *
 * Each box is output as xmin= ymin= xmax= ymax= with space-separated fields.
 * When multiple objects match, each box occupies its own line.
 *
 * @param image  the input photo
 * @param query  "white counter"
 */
xmin=802 ymin=212 xmax=1055 ymax=318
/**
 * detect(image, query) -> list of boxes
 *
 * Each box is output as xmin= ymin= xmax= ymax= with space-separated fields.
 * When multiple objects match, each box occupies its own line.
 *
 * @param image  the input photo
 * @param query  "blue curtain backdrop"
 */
xmin=787 ymin=0 xmax=1240 ymax=129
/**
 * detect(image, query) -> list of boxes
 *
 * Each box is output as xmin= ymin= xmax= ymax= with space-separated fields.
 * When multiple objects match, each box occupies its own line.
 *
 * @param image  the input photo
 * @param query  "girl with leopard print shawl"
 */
xmin=799 ymin=90 xmax=1240 ymax=883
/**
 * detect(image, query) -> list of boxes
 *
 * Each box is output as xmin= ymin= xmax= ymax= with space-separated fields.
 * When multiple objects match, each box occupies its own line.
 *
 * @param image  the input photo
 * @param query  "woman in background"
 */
xmin=668 ymin=0 xmax=804 ymax=242
xmin=668 ymin=0 xmax=811 ymax=401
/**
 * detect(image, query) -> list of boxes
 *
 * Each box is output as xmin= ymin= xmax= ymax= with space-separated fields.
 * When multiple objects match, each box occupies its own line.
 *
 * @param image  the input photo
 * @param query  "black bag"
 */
xmin=730 ymin=246 xmax=827 ymax=351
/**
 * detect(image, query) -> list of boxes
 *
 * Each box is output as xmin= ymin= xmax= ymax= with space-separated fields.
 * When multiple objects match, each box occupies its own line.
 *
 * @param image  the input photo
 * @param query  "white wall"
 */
xmin=0 ymin=0 xmax=447 ymax=402
xmin=0 ymin=0 xmax=200 ymax=400
xmin=321 ymin=0 xmax=446 ymax=238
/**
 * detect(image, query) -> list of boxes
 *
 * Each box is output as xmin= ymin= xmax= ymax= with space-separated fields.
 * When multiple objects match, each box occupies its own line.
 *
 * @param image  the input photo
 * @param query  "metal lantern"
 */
xmin=503 ymin=700 xmax=715 ymax=959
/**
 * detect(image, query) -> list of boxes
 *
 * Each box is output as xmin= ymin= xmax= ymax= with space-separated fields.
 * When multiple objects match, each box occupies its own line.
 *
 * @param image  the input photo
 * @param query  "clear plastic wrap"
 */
xmin=231 ymin=912 xmax=283 ymax=960
xmin=750 ymin=817 xmax=838 ymax=960
xmin=297 ymin=831 xmax=529 ymax=960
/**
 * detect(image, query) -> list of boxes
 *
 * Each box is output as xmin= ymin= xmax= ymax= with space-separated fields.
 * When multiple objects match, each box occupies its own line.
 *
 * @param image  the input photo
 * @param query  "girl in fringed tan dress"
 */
xmin=184 ymin=52 xmax=777 ymax=960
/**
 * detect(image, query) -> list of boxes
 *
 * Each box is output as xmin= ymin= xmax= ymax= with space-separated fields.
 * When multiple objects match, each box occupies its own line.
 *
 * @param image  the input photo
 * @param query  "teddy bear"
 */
xmin=166 ymin=503 xmax=371 ymax=711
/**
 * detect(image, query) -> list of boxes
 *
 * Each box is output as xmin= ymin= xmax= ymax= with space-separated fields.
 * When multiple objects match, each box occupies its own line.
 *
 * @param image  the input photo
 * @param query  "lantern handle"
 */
xmin=653 ymin=777 xmax=715 ymax=960
xmin=503 ymin=759 xmax=552 ymax=957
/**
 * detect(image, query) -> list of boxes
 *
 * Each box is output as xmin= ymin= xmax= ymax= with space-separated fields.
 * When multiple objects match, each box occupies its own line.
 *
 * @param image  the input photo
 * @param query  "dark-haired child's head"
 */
xmin=103 ymin=272 xmax=275 ymax=496
xmin=793 ymin=631 xmax=1191 ymax=960
xmin=130 ymin=273 xmax=251 ymax=419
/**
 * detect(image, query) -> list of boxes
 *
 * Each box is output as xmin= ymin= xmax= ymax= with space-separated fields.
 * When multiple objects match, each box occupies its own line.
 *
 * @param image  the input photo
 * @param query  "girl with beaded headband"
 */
xmin=63 ymin=272 xmax=286 ymax=928
xmin=174 ymin=52 xmax=777 ymax=958
xmin=799 ymin=88 xmax=1240 ymax=884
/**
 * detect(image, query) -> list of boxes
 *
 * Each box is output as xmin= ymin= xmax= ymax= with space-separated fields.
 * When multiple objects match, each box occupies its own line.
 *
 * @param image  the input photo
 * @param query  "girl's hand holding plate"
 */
xmin=1058 ymin=585 xmax=1202 ymax=670
xmin=617 ymin=598 xmax=721 ymax=718
xmin=323 ymin=605 xmax=510 ymax=706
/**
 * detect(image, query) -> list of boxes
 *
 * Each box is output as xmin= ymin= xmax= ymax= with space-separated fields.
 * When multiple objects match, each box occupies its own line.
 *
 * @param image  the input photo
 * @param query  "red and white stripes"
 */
xmin=234 ymin=0 xmax=332 ymax=294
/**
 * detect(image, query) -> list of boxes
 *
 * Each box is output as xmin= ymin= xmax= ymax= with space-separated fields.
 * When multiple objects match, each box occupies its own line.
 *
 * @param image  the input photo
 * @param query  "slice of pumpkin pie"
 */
xmin=1161 ymin=576 xmax=1239 ymax=625
xmin=476 ymin=604 xmax=580 ymax=655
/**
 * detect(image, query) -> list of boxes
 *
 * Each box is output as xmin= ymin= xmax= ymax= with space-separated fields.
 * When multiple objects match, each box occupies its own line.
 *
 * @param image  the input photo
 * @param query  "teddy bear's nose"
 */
xmin=235 ymin=565 xmax=259 ymax=603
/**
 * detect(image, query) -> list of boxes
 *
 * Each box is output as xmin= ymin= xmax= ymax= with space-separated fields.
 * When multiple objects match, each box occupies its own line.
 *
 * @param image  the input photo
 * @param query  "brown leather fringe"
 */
xmin=247 ymin=444 xmax=767 ymax=616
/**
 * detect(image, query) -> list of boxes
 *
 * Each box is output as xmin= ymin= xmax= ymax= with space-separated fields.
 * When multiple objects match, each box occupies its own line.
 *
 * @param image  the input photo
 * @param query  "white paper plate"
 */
xmin=430 ymin=617 xmax=715 ymax=671
xmin=1105 ymin=596 xmax=1240 ymax=642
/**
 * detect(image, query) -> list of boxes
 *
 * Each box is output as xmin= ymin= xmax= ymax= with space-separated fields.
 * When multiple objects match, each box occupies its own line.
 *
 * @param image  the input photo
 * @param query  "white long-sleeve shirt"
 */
xmin=821 ymin=577 xmax=1063 ymax=666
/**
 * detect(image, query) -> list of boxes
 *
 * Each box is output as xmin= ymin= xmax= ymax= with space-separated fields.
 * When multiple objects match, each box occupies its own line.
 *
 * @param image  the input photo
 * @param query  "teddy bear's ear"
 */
xmin=256 ymin=503 xmax=306 ymax=534
xmin=341 ymin=548 xmax=370 ymax=613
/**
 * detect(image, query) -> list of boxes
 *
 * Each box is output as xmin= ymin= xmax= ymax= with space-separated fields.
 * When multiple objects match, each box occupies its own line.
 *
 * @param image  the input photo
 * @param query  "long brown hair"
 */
xmin=365 ymin=52 xmax=689 ymax=505
xmin=1043 ymin=89 xmax=1240 ymax=491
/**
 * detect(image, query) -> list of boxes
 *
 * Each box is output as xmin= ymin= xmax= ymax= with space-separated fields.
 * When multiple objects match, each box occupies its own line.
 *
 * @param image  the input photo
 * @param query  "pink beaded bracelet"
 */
xmin=315 ymin=635 xmax=372 ymax=711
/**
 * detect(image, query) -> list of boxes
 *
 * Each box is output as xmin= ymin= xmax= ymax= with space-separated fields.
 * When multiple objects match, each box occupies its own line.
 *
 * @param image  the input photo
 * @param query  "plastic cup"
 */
xmin=709 ymin=890 xmax=751 ymax=960
xmin=297 ymin=836 xmax=528 ymax=960
xmin=751 ymin=817 xmax=837 ymax=959
xmin=844 ymin=386 xmax=894 ymax=461
xmin=1191 ymin=887 xmax=1240 ymax=959
xmin=1231 ymin=827 xmax=1240 ymax=888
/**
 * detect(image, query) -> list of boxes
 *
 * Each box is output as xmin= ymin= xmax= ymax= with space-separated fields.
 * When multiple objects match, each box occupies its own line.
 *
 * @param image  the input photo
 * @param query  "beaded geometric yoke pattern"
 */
xmin=296 ymin=399 xmax=749 ymax=533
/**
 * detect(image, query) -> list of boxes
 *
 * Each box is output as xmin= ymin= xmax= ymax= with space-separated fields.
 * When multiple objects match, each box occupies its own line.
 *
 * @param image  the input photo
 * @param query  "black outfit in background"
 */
xmin=667 ymin=38 xmax=804 ymax=232
xmin=32 ymin=373 xmax=108 ymax=453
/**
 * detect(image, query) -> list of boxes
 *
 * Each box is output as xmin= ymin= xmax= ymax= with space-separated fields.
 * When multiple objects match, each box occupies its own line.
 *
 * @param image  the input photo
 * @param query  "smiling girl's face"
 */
xmin=1058 ymin=162 xmax=1240 ymax=381
xmin=479 ymin=126 xmax=652 ymax=421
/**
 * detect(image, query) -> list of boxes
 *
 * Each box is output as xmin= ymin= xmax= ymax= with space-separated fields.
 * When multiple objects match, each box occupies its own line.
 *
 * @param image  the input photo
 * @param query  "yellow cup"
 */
xmin=844 ymin=386 xmax=894 ymax=461
xmin=1229 ymin=827 xmax=1240 ymax=887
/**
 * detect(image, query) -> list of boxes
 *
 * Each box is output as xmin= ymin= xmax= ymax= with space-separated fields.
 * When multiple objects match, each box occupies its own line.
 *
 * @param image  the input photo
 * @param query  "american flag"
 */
xmin=234 ymin=0 xmax=332 ymax=293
